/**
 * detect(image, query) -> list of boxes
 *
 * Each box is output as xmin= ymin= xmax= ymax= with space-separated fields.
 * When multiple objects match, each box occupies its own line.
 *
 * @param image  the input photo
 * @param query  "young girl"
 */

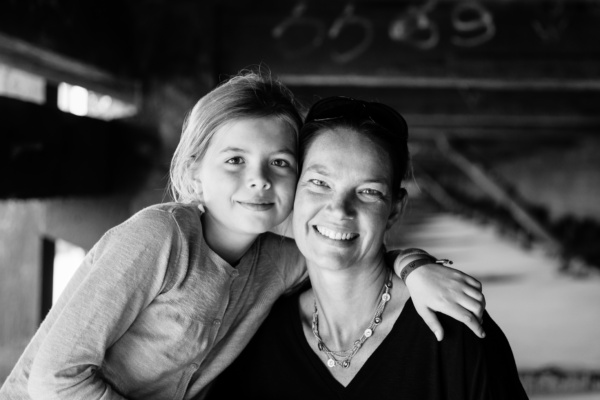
xmin=0 ymin=71 xmax=485 ymax=400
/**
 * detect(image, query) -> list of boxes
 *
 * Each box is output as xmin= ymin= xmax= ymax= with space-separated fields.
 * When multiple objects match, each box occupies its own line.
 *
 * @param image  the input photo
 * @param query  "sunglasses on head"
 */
xmin=304 ymin=96 xmax=408 ymax=139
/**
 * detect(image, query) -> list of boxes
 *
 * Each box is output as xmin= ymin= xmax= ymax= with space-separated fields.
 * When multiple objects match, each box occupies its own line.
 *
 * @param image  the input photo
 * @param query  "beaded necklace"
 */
xmin=311 ymin=270 xmax=393 ymax=368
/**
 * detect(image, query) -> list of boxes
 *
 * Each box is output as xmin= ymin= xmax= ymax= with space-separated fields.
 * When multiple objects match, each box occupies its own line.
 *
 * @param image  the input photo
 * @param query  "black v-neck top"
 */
xmin=207 ymin=292 xmax=528 ymax=400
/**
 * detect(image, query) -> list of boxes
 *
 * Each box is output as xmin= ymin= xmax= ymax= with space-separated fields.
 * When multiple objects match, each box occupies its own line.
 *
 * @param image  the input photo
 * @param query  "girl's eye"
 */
xmin=225 ymin=157 xmax=244 ymax=165
xmin=309 ymin=179 xmax=328 ymax=187
xmin=271 ymin=159 xmax=290 ymax=168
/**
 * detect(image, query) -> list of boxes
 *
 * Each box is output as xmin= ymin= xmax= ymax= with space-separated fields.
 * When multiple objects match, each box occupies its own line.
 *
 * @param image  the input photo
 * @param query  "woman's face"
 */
xmin=292 ymin=127 xmax=400 ymax=271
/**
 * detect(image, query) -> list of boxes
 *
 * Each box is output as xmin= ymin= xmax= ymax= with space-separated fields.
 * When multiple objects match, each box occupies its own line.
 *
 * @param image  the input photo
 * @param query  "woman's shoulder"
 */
xmin=436 ymin=309 xmax=503 ymax=345
xmin=258 ymin=290 xmax=303 ymax=331
xmin=434 ymin=308 xmax=522 ymax=375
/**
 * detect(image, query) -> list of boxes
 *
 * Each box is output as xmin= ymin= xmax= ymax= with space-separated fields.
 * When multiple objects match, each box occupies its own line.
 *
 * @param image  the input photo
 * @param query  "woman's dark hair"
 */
xmin=300 ymin=97 xmax=411 ymax=200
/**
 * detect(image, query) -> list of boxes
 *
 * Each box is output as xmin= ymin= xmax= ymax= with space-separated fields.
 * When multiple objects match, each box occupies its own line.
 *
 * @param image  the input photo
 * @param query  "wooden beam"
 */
xmin=436 ymin=136 xmax=561 ymax=249
xmin=403 ymin=114 xmax=600 ymax=141
xmin=280 ymin=74 xmax=600 ymax=92
xmin=0 ymin=33 xmax=140 ymax=105
xmin=406 ymin=114 xmax=600 ymax=129
xmin=410 ymin=166 xmax=464 ymax=212
xmin=1 ymin=97 xmax=159 ymax=198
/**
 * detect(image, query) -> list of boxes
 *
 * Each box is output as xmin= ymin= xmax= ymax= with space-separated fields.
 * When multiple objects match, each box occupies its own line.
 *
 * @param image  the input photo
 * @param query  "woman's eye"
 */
xmin=225 ymin=157 xmax=244 ymax=164
xmin=309 ymin=179 xmax=328 ymax=187
xmin=360 ymin=189 xmax=383 ymax=197
xmin=271 ymin=159 xmax=290 ymax=168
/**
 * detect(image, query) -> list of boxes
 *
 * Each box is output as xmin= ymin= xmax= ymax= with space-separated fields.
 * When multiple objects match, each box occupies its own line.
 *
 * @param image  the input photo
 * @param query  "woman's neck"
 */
xmin=201 ymin=213 xmax=258 ymax=266
xmin=307 ymin=254 xmax=389 ymax=350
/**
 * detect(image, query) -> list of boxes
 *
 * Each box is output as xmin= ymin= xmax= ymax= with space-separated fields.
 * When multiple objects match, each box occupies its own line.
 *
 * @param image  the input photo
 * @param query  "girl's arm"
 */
xmin=390 ymin=249 xmax=485 ymax=341
xmin=28 ymin=210 xmax=177 ymax=399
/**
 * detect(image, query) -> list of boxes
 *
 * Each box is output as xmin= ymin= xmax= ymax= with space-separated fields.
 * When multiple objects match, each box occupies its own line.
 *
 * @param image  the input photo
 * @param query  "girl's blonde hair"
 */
xmin=169 ymin=69 xmax=303 ymax=203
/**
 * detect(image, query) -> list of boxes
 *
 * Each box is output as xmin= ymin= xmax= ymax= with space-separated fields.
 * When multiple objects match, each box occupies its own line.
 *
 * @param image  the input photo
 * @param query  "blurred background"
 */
xmin=1 ymin=1 xmax=599 ymax=398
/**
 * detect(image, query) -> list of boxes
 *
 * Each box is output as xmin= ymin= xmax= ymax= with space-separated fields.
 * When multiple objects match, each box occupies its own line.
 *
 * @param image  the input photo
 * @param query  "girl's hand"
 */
xmin=405 ymin=263 xmax=485 ymax=341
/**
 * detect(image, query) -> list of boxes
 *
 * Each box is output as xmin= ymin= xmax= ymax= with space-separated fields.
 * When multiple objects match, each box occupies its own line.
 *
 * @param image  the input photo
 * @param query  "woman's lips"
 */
xmin=314 ymin=225 xmax=359 ymax=241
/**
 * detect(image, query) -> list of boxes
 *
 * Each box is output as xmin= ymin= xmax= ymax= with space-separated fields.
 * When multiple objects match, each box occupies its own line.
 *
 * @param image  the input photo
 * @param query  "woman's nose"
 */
xmin=247 ymin=165 xmax=272 ymax=190
xmin=327 ymin=192 xmax=355 ymax=219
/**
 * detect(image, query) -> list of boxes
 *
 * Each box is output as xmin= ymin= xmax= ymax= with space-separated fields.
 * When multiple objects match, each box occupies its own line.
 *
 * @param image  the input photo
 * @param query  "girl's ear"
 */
xmin=386 ymin=188 xmax=408 ymax=230
xmin=192 ymin=178 xmax=204 ymax=201
xmin=189 ymin=161 xmax=205 ymax=203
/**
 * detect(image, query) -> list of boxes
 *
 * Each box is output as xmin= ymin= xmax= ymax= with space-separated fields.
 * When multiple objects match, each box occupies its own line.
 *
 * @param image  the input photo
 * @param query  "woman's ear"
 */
xmin=386 ymin=188 xmax=408 ymax=230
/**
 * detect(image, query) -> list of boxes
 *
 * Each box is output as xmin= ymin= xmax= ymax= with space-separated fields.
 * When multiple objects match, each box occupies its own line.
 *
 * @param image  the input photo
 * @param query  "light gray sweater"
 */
xmin=0 ymin=203 xmax=306 ymax=400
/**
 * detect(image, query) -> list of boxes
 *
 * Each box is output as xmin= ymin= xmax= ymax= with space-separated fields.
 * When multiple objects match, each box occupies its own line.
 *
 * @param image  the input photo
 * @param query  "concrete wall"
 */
xmin=0 ymin=197 xmax=131 ymax=380
xmin=0 ymin=201 xmax=44 ymax=380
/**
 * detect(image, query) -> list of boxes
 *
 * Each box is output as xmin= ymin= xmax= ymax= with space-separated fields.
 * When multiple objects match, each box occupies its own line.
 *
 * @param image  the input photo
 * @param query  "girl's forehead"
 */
xmin=210 ymin=116 xmax=297 ymax=153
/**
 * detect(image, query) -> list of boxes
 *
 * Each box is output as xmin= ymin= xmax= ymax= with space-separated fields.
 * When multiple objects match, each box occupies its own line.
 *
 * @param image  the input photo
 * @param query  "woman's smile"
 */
xmin=314 ymin=225 xmax=359 ymax=241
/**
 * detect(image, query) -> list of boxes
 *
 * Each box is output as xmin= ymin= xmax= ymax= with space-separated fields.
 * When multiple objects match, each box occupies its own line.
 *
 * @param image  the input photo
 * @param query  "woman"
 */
xmin=207 ymin=96 xmax=528 ymax=399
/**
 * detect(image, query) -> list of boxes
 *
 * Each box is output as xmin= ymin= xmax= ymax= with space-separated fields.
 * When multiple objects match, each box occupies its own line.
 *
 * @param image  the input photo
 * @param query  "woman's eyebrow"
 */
xmin=362 ymin=177 xmax=389 ymax=185
xmin=304 ymin=164 xmax=330 ymax=176
xmin=219 ymin=147 xmax=296 ymax=157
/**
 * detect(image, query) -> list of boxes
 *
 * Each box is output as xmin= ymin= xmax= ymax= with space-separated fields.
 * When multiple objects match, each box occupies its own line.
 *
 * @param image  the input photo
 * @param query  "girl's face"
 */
xmin=292 ymin=127 xmax=400 ymax=271
xmin=194 ymin=117 xmax=297 ymax=240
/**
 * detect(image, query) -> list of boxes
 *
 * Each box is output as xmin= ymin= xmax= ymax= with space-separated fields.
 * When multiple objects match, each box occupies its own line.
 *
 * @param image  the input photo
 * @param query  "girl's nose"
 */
xmin=247 ymin=166 xmax=272 ymax=190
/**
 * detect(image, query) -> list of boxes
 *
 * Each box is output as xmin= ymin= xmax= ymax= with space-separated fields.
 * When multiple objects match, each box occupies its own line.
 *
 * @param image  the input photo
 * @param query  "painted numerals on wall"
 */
xmin=450 ymin=1 xmax=495 ymax=47
xmin=273 ymin=0 xmax=498 ymax=62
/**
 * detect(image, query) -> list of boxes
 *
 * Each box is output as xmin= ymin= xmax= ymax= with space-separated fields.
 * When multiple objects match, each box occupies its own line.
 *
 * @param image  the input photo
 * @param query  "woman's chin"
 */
xmin=305 ymin=248 xmax=358 ymax=271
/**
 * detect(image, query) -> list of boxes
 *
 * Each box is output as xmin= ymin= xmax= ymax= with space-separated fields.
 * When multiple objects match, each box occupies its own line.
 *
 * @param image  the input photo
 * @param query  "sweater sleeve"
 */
xmin=261 ymin=234 xmax=308 ymax=291
xmin=28 ymin=209 xmax=181 ymax=400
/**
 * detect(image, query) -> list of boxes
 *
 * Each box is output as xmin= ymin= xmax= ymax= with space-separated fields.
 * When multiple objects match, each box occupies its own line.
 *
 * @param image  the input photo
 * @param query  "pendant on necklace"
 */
xmin=327 ymin=359 xmax=336 ymax=368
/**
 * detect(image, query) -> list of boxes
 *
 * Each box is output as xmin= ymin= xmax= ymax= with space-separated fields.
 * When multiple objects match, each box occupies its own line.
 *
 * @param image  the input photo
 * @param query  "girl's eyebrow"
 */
xmin=220 ymin=147 xmax=247 ymax=154
xmin=220 ymin=147 xmax=296 ymax=157
xmin=273 ymin=148 xmax=297 ymax=157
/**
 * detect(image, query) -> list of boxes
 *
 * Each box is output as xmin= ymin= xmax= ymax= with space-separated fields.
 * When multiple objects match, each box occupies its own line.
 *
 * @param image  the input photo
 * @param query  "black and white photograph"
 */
xmin=1 ymin=1 xmax=599 ymax=399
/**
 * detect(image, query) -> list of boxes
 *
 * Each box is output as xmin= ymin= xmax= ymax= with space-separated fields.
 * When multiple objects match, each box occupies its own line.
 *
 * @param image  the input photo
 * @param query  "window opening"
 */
xmin=58 ymin=82 xmax=138 ymax=120
xmin=0 ymin=63 xmax=45 ymax=104
xmin=52 ymin=239 xmax=86 ymax=305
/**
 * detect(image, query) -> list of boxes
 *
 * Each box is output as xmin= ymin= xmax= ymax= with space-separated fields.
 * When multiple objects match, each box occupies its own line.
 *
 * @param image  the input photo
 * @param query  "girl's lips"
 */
xmin=237 ymin=201 xmax=275 ymax=211
xmin=314 ymin=225 xmax=359 ymax=241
